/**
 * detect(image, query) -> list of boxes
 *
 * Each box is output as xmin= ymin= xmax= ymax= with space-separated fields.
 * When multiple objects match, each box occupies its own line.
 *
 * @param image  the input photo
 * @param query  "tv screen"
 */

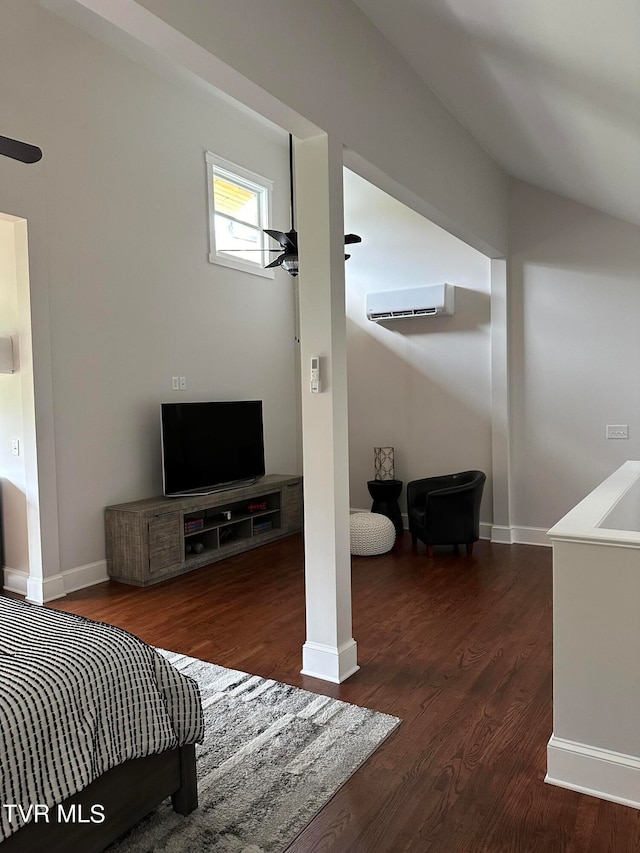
xmin=161 ymin=400 xmax=265 ymax=497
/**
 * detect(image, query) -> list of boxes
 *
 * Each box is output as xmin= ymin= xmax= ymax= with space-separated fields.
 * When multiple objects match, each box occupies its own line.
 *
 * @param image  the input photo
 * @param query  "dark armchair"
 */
xmin=407 ymin=470 xmax=486 ymax=557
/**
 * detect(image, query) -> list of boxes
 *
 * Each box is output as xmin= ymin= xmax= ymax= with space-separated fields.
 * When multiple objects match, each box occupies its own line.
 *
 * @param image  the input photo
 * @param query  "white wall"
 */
xmin=94 ymin=0 xmax=509 ymax=258
xmin=0 ymin=1 xmax=299 ymax=578
xmin=0 ymin=219 xmax=29 ymax=574
xmin=344 ymin=171 xmax=492 ymax=519
xmin=509 ymin=180 xmax=640 ymax=531
xmin=2 ymin=0 xmax=511 ymax=590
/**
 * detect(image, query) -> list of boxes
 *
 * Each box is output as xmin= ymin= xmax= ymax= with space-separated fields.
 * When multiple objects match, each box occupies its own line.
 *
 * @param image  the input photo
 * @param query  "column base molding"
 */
xmin=301 ymin=639 xmax=359 ymax=684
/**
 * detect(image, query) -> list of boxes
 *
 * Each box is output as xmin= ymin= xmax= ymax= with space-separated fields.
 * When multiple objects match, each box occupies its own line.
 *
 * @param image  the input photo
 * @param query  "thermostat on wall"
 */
xmin=310 ymin=356 xmax=321 ymax=394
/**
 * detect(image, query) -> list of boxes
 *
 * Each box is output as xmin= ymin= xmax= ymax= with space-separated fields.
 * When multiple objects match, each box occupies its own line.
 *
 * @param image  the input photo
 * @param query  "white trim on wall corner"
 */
xmin=27 ymin=574 xmax=65 ymax=604
xmin=547 ymin=734 xmax=640 ymax=811
xmin=3 ymin=560 xmax=109 ymax=604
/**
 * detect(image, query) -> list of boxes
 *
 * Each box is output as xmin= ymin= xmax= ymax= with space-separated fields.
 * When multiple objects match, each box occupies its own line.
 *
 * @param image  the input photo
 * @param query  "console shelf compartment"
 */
xmin=105 ymin=474 xmax=302 ymax=586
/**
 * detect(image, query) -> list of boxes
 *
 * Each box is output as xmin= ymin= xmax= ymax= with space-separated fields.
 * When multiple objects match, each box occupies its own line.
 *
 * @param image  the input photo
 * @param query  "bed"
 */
xmin=0 ymin=596 xmax=204 ymax=851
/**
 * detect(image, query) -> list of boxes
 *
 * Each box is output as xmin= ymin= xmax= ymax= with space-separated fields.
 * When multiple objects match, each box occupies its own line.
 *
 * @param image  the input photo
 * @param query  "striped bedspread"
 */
xmin=0 ymin=596 xmax=204 ymax=841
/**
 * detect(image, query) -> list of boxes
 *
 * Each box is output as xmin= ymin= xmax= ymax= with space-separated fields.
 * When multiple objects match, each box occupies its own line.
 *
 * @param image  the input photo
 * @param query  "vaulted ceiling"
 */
xmin=353 ymin=0 xmax=640 ymax=227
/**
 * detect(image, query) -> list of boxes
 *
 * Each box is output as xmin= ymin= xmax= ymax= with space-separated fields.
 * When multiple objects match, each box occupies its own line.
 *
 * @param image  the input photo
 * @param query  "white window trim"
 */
xmin=206 ymin=151 xmax=275 ymax=279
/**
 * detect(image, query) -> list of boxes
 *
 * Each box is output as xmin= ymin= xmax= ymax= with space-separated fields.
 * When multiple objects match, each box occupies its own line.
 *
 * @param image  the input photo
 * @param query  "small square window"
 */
xmin=206 ymin=152 xmax=274 ymax=278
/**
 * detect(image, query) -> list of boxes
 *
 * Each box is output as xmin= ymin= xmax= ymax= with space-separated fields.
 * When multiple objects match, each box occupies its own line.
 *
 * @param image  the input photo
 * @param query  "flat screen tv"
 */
xmin=161 ymin=400 xmax=265 ymax=497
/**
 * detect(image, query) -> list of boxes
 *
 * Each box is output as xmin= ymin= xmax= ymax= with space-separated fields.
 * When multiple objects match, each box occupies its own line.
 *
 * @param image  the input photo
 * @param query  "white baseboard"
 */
xmin=490 ymin=525 xmax=513 ymax=544
xmin=27 ymin=573 xmax=66 ymax=604
xmin=4 ymin=560 xmax=109 ymax=604
xmin=5 ymin=522 xmax=550 ymax=603
xmin=349 ymin=511 xmax=548 ymax=547
xmin=491 ymin=525 xmax=551 ymax=547
xmin=301 ymin=638 xmax=359 ymax=683
xmin=3 ymin=566 xmax=29 ymax=596
xmin=62 ymin=560 xmax=109 ymax=594
xmin=512 ymin=526 xmax=551 ymax=546
xmin=479 ymin=522 xmax=492 ymax=541
xmin=546 ymin=734 xmax=640 ymax=810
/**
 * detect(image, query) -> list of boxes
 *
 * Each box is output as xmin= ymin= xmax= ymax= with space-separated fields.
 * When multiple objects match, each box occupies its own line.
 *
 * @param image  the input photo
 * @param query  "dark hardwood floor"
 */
xmin=47 ymin=533 xmax=640 ymax=852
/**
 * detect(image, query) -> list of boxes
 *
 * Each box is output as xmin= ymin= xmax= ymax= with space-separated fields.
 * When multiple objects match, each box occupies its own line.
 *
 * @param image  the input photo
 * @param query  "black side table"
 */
xmin=367 ymin=479 xmax=403 ymax=537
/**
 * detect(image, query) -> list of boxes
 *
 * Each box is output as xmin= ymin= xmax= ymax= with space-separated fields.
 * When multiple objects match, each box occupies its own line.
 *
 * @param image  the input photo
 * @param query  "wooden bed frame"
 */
xmin=1 ymin=743 xmax=197 ymax=852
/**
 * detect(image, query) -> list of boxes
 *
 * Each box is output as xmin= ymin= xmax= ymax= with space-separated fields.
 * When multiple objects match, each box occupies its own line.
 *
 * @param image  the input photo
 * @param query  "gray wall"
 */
xmin=0 ymin=1 xmax=299 ymax=577
xmin=344 ymin=171 xmax=492 ymax=520
xmin=509 ymin=180 xmax=640 ymax=531
xmin=135 ymin=0 xmax=509 ymax=258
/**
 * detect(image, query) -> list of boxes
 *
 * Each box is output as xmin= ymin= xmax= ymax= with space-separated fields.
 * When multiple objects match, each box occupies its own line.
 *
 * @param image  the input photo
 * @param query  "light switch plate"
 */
xmin=606 ymin=424 xmax=628 ymax=439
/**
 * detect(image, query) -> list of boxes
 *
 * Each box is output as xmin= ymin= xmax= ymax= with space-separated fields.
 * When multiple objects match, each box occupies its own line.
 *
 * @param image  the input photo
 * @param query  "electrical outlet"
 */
xmin=606 ymin=424 xmax=628 ymax=439
xmin=171 ymin=376 xmax=180 ymax=391
xmin=179 ymin=376 xmax=187 ymax=391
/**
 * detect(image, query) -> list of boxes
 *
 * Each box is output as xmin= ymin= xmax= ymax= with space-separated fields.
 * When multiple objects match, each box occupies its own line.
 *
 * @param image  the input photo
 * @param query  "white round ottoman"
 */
xmin=350 ymin=512 xmax=396 ymax=556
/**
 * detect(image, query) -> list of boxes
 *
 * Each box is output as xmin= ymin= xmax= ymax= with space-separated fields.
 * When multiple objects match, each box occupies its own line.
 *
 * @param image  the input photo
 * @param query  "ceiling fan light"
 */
xmin=281 ymin=254 xmax=299 ymax=276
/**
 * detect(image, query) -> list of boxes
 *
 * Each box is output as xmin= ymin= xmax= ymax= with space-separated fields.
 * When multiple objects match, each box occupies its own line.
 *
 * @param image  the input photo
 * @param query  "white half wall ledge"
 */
xmin=547 ymin=461 xmax=640 ymax=810
xmin=547 ymin=735 xmax=640 ymax=811
xmin=547 ymin=460 xmax=640 ymax=546
xmin=301 ymin=639 xmax=359 ymax=684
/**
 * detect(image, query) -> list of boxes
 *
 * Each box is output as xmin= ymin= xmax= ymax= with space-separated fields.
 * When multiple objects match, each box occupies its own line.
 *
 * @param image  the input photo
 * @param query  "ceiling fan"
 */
xmin=0 ymin=134 xmax=43 ymax=164
xmin=220 ymin=134 xmax=360 ymax=277
xmin=264 ymin=135 xmax=361 ymax=277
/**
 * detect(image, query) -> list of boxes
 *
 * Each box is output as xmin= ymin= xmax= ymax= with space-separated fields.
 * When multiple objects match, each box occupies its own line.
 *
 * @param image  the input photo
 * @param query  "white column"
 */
xmin=294 ymin=133 xmax=358 ymax=683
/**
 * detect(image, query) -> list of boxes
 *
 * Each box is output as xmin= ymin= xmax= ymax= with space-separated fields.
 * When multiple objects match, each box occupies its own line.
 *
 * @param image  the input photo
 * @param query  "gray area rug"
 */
xmin=111 ymin=650 xmax=400 ymax=853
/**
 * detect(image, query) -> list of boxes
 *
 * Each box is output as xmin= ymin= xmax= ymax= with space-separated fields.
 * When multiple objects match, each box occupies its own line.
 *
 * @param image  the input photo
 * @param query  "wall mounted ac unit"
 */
xmin=0 ymin=337 xmax=14 ymax=373
xmin=366 ymin=283 xmax=455 ymax=323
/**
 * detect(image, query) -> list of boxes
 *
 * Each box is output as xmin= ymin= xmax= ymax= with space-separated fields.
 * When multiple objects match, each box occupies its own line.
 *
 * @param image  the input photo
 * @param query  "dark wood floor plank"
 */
xmin=36 ymin=532 xmax=640 ymax=851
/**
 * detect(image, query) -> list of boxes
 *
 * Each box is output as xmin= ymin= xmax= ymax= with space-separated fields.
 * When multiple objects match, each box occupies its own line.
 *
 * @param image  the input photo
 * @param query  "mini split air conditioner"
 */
xmin=366 ymin=283 xmax=455 ymax=323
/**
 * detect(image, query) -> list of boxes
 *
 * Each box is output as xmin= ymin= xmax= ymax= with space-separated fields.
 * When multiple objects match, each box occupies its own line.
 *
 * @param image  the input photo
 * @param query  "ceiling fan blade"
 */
xmin=264 ymin=228 xmax=297 ymax=251
xmin=344 ymin=233 xmax=361 ymax=245
xmin=0 ymin=135 xmax=42 ymax=164
xmin=265 ymin=254 xmax=286 ymax=269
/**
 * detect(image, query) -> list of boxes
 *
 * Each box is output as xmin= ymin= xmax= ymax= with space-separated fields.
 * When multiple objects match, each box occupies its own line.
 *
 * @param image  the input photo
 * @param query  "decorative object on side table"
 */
xmin=370 ymin=446 xmax=403 ymax=535
xmin=374 ymin=446 xmax=395 ymax=481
